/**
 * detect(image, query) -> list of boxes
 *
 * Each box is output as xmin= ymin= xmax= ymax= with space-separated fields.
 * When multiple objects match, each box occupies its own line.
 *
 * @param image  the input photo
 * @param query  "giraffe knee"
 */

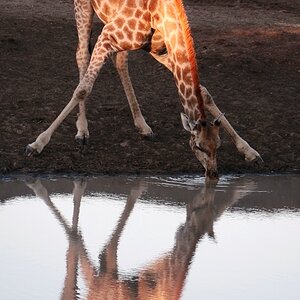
xmin=75 ymin=85 xmax=91 ymax=101
xmin=77 ymin=89 xmax=87 ymax=100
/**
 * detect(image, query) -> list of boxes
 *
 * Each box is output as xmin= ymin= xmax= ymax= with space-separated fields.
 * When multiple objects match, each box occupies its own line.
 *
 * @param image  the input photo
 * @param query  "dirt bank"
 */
xmin=0 ymin=0 xmax=299 ymax=175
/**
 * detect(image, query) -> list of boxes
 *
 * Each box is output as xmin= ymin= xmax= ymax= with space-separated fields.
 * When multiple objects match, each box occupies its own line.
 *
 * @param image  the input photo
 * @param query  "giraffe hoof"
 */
xmin=75 ymin=135 xmax=90 ymax=146
xmin=142 ymin=132 xmax=156 ymax=141
xmin=25 ymin=145 xmax=38 ymax=157
xmin=253 ymin=155 xmax=264 ymax=167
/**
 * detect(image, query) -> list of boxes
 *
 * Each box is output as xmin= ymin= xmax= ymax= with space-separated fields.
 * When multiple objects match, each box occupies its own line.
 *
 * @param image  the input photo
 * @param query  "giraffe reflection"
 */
xmin=26 ymin=178 xmax=255 ymax=300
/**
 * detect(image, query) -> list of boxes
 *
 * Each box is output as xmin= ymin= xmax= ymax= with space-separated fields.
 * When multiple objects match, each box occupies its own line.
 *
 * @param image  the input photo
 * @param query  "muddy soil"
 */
xmin=0 ymin=0 xmax=299 ymax=175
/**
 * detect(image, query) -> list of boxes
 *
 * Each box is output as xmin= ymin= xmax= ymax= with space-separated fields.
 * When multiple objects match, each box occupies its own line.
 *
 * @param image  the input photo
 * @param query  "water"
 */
xmin=0 ymin=174 xmax=299 ymax=300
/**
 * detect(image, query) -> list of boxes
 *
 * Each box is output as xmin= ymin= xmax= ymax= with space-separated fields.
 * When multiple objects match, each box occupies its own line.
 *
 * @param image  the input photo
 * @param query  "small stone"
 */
xmin=290 ymin=132 xmax=299 ymax=138
xmin=120 ymin=141 xmax=129 ymax=147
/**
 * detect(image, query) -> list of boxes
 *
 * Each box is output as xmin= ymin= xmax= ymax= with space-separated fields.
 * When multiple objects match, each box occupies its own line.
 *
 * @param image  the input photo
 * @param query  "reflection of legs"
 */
xmin=61 ymin=180 xmax=86 ymax=300
xmin=200 ymin=86 xmax=262 ymax=163
xmin=61 ymin=237 xmax=80 ymax=300
xmin=74 ymin=0 xmax=94 ymax=145
xmin=111 ymin=52 xmax=153 ymax=137
xmin=99 ymin=180 xmax=147 ymax=275
xmin=26 ymin=179 xmax=87 ymax=300
xmin=25 ymin=179 xmax=51 ymax=205
xmin=26 ymin=27 xmax=116 ymax=155
xmin=72 ymin=180 xmax=86 ymax=230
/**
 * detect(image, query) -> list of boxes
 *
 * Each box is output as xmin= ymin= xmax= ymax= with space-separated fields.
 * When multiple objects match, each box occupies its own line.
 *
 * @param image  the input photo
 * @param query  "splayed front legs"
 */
xmin=26 ymin=83 xmax=92 ymax=155
xmin=26 ymin=28 xmax=115 ymax=156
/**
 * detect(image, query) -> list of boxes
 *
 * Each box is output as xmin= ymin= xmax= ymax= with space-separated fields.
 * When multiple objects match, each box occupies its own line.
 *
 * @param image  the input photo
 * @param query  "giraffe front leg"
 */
xmin=111 ymin=51 xmax=153 ymax=137
xmin=75 ymin=101 xmax=90 ymax=146
xmin=26 ymin=82 xmax=92 ymax=156
xmin=26 ymin=29 xmax=116 ymax=156
xmin=74 ymin=0 xmax=94 ymax=146
xmin=201 ymin=86 xmax=263 ymax=164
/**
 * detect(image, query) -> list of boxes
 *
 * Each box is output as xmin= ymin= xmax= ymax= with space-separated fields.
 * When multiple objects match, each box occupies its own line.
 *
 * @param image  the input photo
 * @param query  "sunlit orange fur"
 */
xmin=174 ymin=0 xmax=205 ymax=119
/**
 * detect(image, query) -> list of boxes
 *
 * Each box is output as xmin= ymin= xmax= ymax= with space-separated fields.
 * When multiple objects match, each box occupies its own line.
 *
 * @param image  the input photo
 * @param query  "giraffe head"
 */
xmin=181 ymin=113 xmax=222 ymax=180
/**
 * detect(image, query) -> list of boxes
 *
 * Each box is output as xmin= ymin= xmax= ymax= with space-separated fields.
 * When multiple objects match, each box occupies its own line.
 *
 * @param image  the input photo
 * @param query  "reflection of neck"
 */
xmin=141 ymin=185 xmax=218 ymax=299
xmin=143 ymin=181 xmax=254 ymax=300
xmin=176 ymin=185 xmax=217 ymax=259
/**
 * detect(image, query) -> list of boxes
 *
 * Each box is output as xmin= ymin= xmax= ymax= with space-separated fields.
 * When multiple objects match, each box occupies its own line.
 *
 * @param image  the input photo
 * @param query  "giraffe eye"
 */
xmin=195 ymin=144 xmax=210 ymax=156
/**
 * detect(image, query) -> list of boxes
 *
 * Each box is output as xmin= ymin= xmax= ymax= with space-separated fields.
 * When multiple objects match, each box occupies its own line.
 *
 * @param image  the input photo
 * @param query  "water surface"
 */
xmin=0 ymin=174 xmax=299 ymax=300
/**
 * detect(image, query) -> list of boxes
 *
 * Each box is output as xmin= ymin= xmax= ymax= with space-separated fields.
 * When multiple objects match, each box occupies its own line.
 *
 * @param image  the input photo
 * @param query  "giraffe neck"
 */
xmin=160 ymin=0 xmax=206 ymax=122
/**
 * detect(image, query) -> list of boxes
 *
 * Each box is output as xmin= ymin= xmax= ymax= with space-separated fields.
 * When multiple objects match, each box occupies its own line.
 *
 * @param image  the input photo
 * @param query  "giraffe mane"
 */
xmin=174 ymin=0 xmax=204 ymax=118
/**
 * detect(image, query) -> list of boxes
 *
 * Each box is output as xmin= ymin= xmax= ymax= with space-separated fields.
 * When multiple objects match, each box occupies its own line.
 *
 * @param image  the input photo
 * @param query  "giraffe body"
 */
xmin=75 ymin=0 xmax=206 ymax=119
xmin=26 ymin=0 xmax=262 ymax=179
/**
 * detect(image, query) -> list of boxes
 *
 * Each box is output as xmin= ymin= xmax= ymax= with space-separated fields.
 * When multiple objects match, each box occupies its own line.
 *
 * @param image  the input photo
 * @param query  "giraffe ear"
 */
xmin=181 ymin=113 xmax=195 ymax=132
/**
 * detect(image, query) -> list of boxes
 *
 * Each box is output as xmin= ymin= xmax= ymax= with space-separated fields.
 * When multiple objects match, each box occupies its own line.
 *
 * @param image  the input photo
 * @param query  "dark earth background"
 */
xmin=0 ymin=0 xmax=299 ymax=176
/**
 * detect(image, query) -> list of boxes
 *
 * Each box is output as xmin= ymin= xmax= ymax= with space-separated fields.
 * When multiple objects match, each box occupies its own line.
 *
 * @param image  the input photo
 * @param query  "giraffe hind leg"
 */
xmin=111 ymin=51 xmax=153 ymax=138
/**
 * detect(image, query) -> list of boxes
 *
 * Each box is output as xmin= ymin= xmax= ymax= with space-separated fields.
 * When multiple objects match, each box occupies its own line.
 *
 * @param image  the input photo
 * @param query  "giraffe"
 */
xmin=26 ymin=0 xmax=262 ymax=179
